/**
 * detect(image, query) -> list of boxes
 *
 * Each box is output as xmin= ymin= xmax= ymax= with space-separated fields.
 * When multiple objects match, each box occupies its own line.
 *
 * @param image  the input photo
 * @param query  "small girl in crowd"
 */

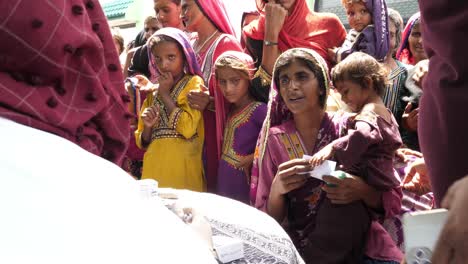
xmin=214 ymin=51 xmax=267 ymax=204
xmin=311 ymin=52 xmax=402 ymax=196
xmin=329 ymin=0 xmax=390 ymax=62
xmin=135 ymin=28 xmax=205 ymax=191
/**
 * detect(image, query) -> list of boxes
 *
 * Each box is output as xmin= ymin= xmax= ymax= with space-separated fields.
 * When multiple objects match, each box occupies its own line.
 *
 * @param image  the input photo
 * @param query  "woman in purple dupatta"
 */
xmin=250 ymin=48 xmax=403 ymax=263
xmin=250 ymin=48 xmax=369 ymax=263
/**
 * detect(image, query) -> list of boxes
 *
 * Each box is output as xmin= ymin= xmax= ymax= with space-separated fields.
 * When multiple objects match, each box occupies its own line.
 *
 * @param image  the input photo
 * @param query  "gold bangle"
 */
xmin=254 ymin=66 xmax=272 ymax=87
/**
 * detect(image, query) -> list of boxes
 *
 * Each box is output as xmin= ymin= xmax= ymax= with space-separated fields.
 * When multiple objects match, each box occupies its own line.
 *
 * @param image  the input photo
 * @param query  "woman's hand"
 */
xmin=402 ymin=102 xmax=419 ymax=132
xmin=141 ymin=105 xmax=160 ymax=128
xmin=187 ymin=90 xmax=211 ymax=111
xmin=432 ymin=175 xmax=468 ymax=264
xmin=271 ymin=159 xmax=311 ymax=195
xmin=401 ymin=158 xmax=432 ymax=195
xmin=237 ymin=154 xmax=254 ymax=184
xmin=158 ymin=72 xmax=174 ymax=95
xmin=264 ymin=3 xmax=288 ymax=41
xmin=322 ymin=173 xmax=382 ymax=209
xmin=134 ymin=74 xmax=157 ymax=92
xmin=412 ymin=59 xmax=429 ymax=88
xmin=309 ymin=144 xmax=334 ymax=168
xmin=267 ymin=158 xmax=310 ymax=221
xmin=396 ymin=148 xmax=423 ymax=162
xmin=327 ymin=47 xmax=338 ymax=62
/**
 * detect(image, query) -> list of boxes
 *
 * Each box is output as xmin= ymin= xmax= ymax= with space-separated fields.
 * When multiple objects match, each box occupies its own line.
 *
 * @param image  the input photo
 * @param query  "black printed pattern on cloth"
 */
xmin=208 ymin=218 xmax=304 ymax=264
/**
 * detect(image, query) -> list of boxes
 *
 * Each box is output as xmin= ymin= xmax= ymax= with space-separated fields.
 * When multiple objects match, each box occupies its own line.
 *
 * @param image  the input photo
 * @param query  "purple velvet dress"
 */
xmin=255 ymin=114 xmax=370 ymax=263
xmin=333 ymin=110 xmax=403 ymax=191
xmin=217 ymin=102 xmax=267 ymax=203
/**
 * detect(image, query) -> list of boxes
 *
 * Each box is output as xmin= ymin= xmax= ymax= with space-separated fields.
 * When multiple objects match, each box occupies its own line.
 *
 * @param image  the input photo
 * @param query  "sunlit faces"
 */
xmin=217 ymin=67 xmax=251 ymax=105
xmin=144 ymin=19 xmax=160 ymax=40
xmin=408 ymin=23 xmax=427 ymax=63
xmin=346 ymin=2 xmax=372 ymax=32
xmin=151 ymin=41 xmax=185 ymax=80
xmin=154 ymin=0 xmax=182 ymax=28
xmin=334 ymin=79 xmax=372 ymax=112
xmin=278 ymin=60 xmax=322 ymax=114
xmin=180 ymin=0 xmax=204 ymax=32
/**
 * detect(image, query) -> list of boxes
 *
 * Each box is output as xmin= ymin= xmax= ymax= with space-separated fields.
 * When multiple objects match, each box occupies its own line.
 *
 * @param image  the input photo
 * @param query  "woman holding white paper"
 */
xmin=250 ymin=48 xmax=403 ymax=263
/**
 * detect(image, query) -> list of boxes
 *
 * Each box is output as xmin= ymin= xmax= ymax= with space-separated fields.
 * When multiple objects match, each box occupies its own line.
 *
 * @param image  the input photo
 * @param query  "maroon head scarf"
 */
xmin=0 ymin=0 xmax=130 ymax=165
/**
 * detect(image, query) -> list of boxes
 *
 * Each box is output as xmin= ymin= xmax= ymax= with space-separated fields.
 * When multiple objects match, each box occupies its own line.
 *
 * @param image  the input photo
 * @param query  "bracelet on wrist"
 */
xmin=264 ymin=40 xmax=278 ymax=46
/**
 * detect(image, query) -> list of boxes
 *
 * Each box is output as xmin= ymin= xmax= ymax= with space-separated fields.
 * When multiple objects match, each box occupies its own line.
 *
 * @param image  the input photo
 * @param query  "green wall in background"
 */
xmin=307 ymin=0 xmax=315 ymax=10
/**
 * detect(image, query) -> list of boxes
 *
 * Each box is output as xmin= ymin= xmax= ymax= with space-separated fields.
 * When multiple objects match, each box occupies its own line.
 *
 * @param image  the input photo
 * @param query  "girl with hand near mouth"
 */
xmin=214 ymin=51 xmax=267 ymax=204
xmin=329 ymin=0 xmax=390 ymax=63
xmin=135 ymin=28 xmax=205 ymax=192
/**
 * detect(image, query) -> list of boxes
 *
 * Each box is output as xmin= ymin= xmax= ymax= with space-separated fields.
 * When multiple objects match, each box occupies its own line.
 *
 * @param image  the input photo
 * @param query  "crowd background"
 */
xmin=1 ymin=0 xmax=467 ymax=263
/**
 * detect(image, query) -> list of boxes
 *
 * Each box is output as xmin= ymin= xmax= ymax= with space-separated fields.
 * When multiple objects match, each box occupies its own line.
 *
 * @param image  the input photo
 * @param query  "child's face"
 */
xmin=334 ymin=79 xmax=371 ymax=112
xmin=217 ymin=67 xmax=250 ymax=105
xmin=346 ymin=2 xmax=372 ymax=32
xmin=144 ymin=19 xmax=160 ymax=41
xmin=154 ymin=0 xmax=182 ymax=28
xmin=152 ymin=41 xmax=184 ymax=79
xmin=278 ymin=60 xmax=322 ymax=115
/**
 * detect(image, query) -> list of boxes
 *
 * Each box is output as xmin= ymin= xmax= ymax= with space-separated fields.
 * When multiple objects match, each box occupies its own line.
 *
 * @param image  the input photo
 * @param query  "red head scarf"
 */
xmin=396 ymin=12 xmax=421 ymax=65
xmin=194 ymin=0 xmax=236 ymax=37
xmin=0 ymin=0 xmax=130 ymax=165
xmin=243 ymin=0 xmax=346 ymax=65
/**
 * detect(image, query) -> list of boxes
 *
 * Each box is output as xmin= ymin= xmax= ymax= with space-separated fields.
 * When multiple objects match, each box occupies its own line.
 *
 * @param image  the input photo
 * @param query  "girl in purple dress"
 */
xmin=310 ymin=52 xmax=402 ymax=194
xmin=215 ymin=51 xmax=267 ymax=203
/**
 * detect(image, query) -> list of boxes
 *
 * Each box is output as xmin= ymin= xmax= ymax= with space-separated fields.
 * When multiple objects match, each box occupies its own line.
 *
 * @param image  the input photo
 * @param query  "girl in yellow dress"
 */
xmin=135 ymin=28 xmax=205 ymax=191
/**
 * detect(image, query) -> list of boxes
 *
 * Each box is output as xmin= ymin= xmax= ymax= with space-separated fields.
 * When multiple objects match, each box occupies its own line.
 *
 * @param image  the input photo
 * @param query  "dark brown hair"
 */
xmin=331 ymin=52 xmax=388 ymax=97
xmin=111 ymin=28 xmax=124 ymax=55
xmin=148 ymin=35 xmax=185 ymax=61
xmin=273 ymin=49 xmax=328 ymax=109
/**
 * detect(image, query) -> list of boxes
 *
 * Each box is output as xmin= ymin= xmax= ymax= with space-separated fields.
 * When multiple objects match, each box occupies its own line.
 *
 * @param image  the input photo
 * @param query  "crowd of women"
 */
xmin=3 ymin=0 xmax=466 ymax=263
xmin=106 ymin=0 xmax=435 ymax=263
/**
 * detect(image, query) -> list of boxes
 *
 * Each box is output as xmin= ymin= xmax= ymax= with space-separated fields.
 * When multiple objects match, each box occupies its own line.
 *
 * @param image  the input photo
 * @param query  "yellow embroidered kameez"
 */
xmin=135 ymin=75 xmax=205 ymax=191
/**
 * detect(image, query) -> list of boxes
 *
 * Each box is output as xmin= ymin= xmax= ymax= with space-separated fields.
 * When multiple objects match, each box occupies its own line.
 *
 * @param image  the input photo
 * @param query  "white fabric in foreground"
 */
xmin=0 ymin=118 xmax=217 ymax=264
xmin=163 ymin=189 xmax=305 ymax=264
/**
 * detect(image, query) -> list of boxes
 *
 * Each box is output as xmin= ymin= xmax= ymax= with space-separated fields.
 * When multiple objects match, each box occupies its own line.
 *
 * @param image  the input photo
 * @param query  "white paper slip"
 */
xmin=299 ymin=155 xmax=336 ymax=181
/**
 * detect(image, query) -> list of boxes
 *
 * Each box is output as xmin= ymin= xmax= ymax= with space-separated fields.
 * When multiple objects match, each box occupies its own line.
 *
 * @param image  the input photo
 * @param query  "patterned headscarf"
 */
xmin=147 ymin=27 xmax=202 ymax=81
xmin=365 ymin=0 xmax=390 ymax=61
xmin=0 ymin=0 xmax=130 ymax=165
xmin=252 ymin=48 xmax=330 ymax=179
xmin=214 ymin=51 xmax=256 ymax=79
xmin=396 ymin=12 xmax=421 ymax=65
xmin=194 ymin=0 xmax=236 ymax=37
